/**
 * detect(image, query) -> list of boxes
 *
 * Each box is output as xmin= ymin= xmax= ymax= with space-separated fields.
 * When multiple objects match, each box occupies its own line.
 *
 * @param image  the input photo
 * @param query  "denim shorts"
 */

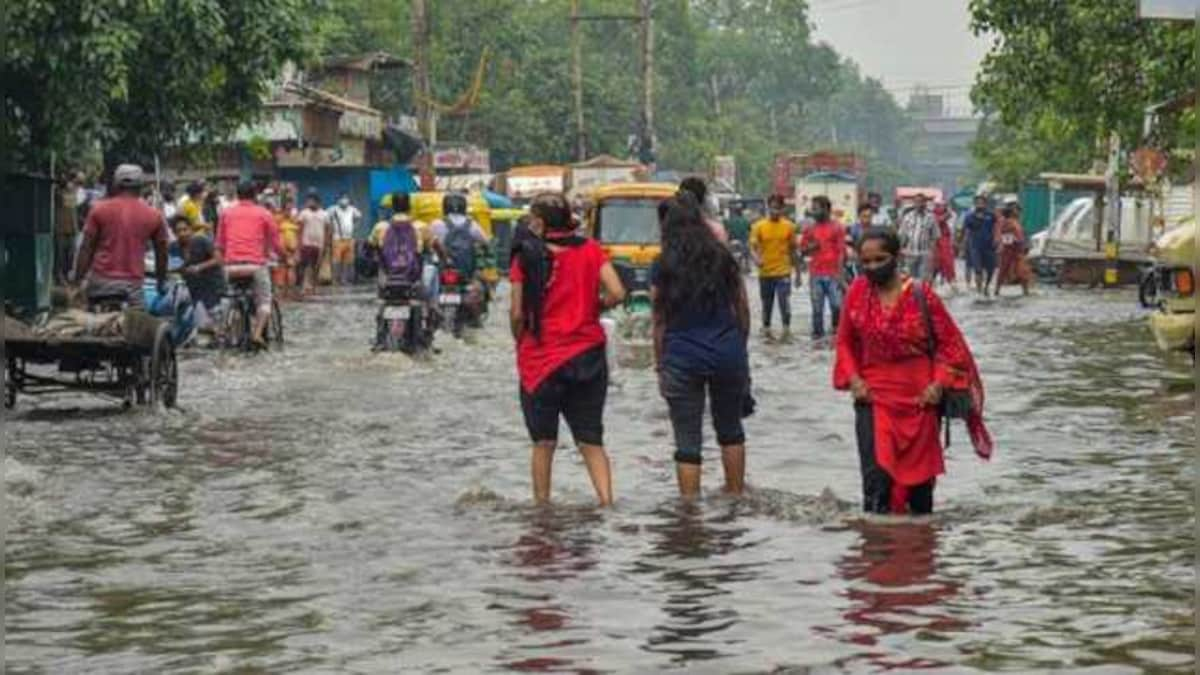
xmin=659 ymin=366 xmax=748 ymax=464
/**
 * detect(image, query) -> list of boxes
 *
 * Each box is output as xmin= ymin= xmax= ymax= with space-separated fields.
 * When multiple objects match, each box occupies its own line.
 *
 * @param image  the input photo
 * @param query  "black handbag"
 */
xmin=913 ymin=283 xmax=972 ymax=445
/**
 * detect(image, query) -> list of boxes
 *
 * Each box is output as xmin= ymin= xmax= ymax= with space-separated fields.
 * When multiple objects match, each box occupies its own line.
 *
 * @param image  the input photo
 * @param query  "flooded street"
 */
xmin=5 ymin=283 xmax=1194 ymax=673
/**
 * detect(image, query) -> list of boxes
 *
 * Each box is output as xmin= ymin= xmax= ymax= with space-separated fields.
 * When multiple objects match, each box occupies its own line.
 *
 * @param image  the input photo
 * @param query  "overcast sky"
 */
xmin=807 ymin=0 xmax=991 ymax=114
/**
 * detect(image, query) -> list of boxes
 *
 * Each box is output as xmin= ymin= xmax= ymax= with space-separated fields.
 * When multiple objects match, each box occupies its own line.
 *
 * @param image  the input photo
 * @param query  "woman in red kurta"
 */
xmin=932 ymin=203 xmax=957 ymax=288
xmin=834 ymin=228 xmax=992 ymax=514
xmin=994 ymin=203 xmax=1032 ymax=296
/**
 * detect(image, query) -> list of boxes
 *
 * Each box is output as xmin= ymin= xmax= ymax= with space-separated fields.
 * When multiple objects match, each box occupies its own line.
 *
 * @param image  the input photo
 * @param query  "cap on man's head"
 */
xmin=114 ymin=164 xmax=145 ymax=188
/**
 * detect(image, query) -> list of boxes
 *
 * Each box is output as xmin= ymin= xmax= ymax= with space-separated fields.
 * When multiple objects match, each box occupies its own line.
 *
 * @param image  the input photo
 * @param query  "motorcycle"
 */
xmin=437 ymin=267 xmax=481 ymax=339
xmin=375 ymin=281 xmax=434 ymax=354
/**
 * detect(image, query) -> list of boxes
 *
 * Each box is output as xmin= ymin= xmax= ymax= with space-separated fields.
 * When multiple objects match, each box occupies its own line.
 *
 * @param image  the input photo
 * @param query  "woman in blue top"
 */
xmin=652 ymin=194 xmax=752 ymax=498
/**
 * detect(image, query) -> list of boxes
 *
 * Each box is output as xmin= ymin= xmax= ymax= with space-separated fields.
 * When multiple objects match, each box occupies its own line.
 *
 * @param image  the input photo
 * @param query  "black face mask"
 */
xmin=814 ymin=209 xmax=830 ymax=222
xmin=863 ymin=258 xmax=898 ymax=286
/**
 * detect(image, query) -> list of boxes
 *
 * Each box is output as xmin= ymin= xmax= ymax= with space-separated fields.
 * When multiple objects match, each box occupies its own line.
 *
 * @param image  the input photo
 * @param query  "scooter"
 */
xmin=375 ymin=281 xmax=434 ymax=354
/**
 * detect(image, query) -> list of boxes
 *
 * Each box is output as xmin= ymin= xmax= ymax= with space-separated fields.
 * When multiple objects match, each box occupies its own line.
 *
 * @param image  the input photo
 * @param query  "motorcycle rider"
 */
xmin=431 ymin=192 xmax=490 ymax=326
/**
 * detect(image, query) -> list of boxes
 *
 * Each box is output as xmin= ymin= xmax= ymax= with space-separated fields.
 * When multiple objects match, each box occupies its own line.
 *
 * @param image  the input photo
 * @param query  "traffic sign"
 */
xmin=1139 ymin=0 xmax=1200 ymax=19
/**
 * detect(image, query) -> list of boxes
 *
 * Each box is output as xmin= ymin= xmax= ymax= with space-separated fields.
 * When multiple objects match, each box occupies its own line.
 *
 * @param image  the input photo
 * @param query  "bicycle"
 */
xmin=221 ymin=276 xmax=283 ymax=352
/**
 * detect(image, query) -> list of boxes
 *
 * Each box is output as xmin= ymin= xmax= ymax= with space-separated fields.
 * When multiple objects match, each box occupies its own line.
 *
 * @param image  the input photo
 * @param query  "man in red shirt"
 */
xmin=73 ymin=164 xmax=168 ymax=309
xmin=216 ymin=181 xmax=282 ymax=348
xmin=798 ymin=195 xmax=847 ymax=340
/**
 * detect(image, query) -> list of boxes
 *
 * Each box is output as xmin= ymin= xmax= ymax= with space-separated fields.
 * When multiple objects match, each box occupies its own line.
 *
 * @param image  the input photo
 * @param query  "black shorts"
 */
xmin=660 ymin=365 xmax=748 ymax=464
xmin=520 ymin=346 xmax=608 ymax=446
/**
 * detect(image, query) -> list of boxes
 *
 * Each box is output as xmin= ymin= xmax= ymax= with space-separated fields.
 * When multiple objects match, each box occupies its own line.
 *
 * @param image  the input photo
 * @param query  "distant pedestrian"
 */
xmin=994 ymin=203 xmax=1032 ymax=297
xmin=798 ymin=195 xmax=846 ymax=340
xmin=962 ymin=195 xmax=998 ymax=296
xmin=328 ymin=193 xmax=361 ymax=285
xmin=678 ymin=177 xmax=729 ymax=243
xmin=867 ymin=192 xmax=892 ymax=228
xmin=509 ymin=192 xmax=626 ymax=507
xmin=724 ymin=204 xmax=751 ymax=246
xmin=898 ymin=193 xmax=937 ymax=281
xmin=749 ymin=194 xmax=798 ymax=341
xmin=834 ymin=227 xmax=992 ymax=514
xmin=652 ymin=193 xmax=751 ymax=498
xmin=933 ymin=202 xmax=958 ymax=290
xmin=296 ymin=191 xmax=329 ymax=295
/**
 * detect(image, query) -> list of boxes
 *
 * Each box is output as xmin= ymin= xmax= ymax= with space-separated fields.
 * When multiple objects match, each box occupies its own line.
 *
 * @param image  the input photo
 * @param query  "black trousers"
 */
xmin=854 ymin=403 xmax=934 ymax=514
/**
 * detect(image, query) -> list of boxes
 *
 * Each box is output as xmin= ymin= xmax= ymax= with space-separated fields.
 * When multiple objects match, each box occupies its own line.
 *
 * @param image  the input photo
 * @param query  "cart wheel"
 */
xmin=149 ymin=323 xmax=178 ymax=408
xmin=269 ymin=298 xmax=284 ymax=345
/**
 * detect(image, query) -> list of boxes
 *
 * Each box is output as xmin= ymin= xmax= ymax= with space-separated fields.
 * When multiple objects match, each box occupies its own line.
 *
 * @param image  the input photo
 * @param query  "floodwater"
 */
xmin=4 ymin=281 xmax=1195 ymax=673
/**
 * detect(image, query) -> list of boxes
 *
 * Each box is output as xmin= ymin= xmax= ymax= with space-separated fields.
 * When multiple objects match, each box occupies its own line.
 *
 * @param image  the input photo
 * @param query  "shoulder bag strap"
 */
xmin=913 ymin=281 xmax=936 ymax=358
xmin=913 ymin=281 xmax=952 ymax=447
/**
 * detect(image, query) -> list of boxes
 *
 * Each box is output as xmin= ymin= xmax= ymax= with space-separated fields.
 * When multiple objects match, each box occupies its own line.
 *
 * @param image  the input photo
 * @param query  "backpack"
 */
xmin=443 ymin=215 xmax=477 ymax=277
xmin=381 ymin=220 xmax=421 ymax=284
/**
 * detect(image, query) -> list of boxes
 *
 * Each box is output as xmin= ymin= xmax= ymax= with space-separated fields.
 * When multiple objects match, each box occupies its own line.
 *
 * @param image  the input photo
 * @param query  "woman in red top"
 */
xmin=994 ymin=203 xmax=1032 ymax=297
xmin=833 ymin=228 xmax=992 ymax=514
xmin=932 ymin=203 xmax=958 ymax=290
xmin=510 ymin=193 xmax=626 ymax=506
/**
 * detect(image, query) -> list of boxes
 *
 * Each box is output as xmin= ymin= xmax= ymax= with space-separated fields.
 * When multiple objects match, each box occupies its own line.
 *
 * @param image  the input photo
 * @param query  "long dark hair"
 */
xmin=515 ymin=193 xmax=585 ymax=341
xmin=655 ymin=193 xmax=740 ymax=319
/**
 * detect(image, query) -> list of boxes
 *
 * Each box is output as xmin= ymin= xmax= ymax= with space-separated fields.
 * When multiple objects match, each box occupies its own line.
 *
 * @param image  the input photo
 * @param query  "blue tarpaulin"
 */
xmin=483 ymin=190 xmax=513 ymax=209
xmin=369 ymin=167 xmax=419 ymax=226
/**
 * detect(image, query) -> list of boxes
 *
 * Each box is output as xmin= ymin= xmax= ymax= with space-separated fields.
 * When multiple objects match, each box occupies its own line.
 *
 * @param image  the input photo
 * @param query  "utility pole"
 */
xmin=411 ymin=0 xmax=435 ymax=189
xmin=568 ymin=5 xmax=644 ymax=163
xmin=571 ymin=0 xmax=586 ymax=161
xmin=637 ymin=0 xmax=655 ymax=166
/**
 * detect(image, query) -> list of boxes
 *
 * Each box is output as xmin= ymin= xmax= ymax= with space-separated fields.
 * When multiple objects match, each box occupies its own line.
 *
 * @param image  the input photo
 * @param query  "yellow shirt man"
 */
xmin=750 ymin=215 xmax=797 ymax=278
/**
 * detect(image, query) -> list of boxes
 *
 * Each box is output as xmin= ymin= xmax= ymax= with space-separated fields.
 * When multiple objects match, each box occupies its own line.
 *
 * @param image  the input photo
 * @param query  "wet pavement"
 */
xmin=4 ymin=281 xmax=1195 ymax=673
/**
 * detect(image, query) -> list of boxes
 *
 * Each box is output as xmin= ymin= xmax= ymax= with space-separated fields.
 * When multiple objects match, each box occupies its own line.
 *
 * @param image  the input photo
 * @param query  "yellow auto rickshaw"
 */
xmin=585 ymin=183 xmax=676 ymax=305
xmin=1140 ymin=218 xmax=1196 ymax=356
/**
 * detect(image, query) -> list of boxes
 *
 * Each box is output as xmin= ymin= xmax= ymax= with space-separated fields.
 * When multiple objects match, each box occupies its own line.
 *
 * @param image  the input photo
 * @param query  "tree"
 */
xmin=4 ymin=0 xmax=322 ymax=172
xmin=969 ymin=0 xmax=1195 ymax=184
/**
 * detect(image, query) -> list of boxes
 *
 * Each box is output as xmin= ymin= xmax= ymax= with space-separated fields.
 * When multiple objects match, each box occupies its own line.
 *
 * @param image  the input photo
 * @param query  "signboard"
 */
xmin=433 ymin=146 xmax=490 ymax=173
xmin=572 ymin=166 xmax=639 ymax=192
xmin=713 ymin=155 xmax=737 ymax=191
xmin=507 ymin=175 xmax=565 ymax=199
xmin=1138 ymin=0 xmax=1200 ymax=19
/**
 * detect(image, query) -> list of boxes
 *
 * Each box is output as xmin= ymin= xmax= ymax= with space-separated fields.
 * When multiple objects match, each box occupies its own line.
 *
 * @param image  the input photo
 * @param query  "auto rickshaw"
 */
xmin=1139 ymin=217 xmax=1196 ymax=357
xmin=585 ymin=183 xmax=677 ymax=312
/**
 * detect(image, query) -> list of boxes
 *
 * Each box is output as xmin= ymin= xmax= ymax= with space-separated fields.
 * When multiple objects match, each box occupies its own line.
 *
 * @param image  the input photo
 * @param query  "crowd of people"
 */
xmin=66 ymin=163 xmax=1004 ymax=517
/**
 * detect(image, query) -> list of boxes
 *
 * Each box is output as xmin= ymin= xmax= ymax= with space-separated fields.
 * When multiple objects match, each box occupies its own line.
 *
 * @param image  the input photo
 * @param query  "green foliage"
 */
xmin=3 ymin=0 xmax=921 ymax=195
xmin=4 ymin=0 xmax=321 ymax=171
xmin=312 ymin=0 xmax=918 ymax=195
xmin=969 ymin=0 xmax=1195 ymax=183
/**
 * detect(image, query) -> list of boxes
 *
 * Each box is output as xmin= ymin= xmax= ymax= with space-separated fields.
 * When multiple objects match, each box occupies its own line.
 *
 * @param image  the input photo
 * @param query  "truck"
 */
xmin=773 ymin=151 xmax=866 ymax=199
xmin=774 ymin=151 xmax=866 ymax=222
xmin=794 ymin=172 xmax=861 ymax=223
